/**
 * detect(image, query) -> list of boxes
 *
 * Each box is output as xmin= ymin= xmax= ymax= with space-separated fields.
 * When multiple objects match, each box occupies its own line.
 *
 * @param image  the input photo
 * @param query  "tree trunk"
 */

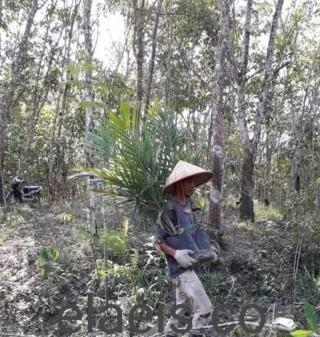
xmin=133 ymin=0 xmax=145 ymax=129
xmin=144 ymin=0 xmax=162 ymax=115
xmin=0 ymin=0 xmax=2 ymax=59
xmin=233 ymin=0 xmax=253 ymax=220
xmin=83 ymin=0 xmax=94 ymax=165
xmin=239 ymin=147 xmax=255 ymax=221
xmin=264 ymin=114 xmax=272 ymax=203
xmin=0 ymin=117 xmax=4 ymax=203
xmin=83 ymin=0 xmax=96 ymax=235
xmin=252 ymin=0 xmax=285 ymax=159
xmin=208 ymin=0 xmax=229 ymax=240
xmin=236 ymin=0 xmax=284 ymax=220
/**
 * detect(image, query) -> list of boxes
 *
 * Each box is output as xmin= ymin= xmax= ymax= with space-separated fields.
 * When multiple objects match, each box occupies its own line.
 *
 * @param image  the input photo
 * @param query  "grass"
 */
xmin=223 ymin=194 xmax=239 ymax=211
xmin=222 ymin=195 xmax=283 ymax=223
xmin=234 ymin=220 xmax=259 ymax=235
xmin=254 ymin=200 xmax=283 ymax=222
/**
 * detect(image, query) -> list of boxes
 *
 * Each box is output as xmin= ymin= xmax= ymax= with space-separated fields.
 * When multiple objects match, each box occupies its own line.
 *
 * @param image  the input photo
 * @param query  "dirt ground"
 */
xmin=0 ymin=201 xmax=319 ymax=337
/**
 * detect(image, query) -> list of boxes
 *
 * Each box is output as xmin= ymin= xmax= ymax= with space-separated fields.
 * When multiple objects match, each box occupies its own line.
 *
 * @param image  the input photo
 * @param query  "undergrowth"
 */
xmin=254 ymin=200 xmax=282 ymax=222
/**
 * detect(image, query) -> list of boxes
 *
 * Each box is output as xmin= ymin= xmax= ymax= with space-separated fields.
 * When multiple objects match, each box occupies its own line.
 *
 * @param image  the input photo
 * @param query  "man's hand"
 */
xmin=174 ymin=249 xmax=197 ymax=268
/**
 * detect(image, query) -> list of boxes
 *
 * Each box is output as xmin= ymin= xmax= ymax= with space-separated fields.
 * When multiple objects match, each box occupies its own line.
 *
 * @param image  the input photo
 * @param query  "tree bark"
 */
xmin=239 ymin=147 xmax=255 ymax=221
xmin=264 ymin=113 xmax=272 ymax=203
xmin=133 ymin=0 xmax=145 ymax=130
xmin=83 ymin=0 xmax=94 ymax=167
xmin=208 ymin=0 xmax=229 ymax=238
xmin=233 ymin=0 xmax=254 ymax=220
xmin=0 ymin=110 xmax=5 ymax=204
xmin=252 ymin=0 xmax=285 ymax=159
xmin=83 ymin=0 xmax=97 ymax=235
xmin=0 ymin=0 xmax=2 ymax=58
xmin=144 ymin=0 xmax=162 ymax=116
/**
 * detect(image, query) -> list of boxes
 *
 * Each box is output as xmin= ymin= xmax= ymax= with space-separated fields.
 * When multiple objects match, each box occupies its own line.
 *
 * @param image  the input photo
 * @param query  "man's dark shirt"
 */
xmin=155 ymin=198 xmax=197 ymax=278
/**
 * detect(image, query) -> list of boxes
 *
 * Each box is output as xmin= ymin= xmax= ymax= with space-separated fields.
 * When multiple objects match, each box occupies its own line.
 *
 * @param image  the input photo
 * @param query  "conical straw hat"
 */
xmin=163 ymin=160 xmax=213 ymax=195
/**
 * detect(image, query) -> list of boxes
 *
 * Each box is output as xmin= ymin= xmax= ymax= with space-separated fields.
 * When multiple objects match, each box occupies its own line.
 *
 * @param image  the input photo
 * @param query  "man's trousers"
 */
xmin=164 ymin=270 xmax=213 ymax=336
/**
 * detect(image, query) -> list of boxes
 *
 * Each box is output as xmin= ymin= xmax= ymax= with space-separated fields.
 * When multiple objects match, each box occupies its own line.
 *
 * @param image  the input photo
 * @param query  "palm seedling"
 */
xmin=86 ymin=101 xmax=183 ymax=227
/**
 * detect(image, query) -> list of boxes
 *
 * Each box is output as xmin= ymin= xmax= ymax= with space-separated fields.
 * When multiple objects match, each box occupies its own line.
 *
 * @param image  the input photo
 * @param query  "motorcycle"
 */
xmin=5 ymin=176 xmax=42 ymax=205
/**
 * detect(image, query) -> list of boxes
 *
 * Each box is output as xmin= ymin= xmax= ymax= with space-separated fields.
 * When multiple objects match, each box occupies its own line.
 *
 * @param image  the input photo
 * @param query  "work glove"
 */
xmin=174 ymin=249 xmax=197 ymax=268
xmin=154 ymin=243 xmax=162 ymax=254
xmin=210 ymin=246 xmax=219 ymax=263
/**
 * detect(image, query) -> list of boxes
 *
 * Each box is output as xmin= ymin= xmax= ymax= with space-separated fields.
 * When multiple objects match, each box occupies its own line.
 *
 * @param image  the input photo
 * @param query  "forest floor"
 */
xmin=0 ymin=199 xmax=319 ymax=337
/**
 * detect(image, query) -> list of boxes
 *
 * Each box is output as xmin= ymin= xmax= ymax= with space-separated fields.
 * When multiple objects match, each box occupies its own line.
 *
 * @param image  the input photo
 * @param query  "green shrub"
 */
xmin=38 ymin=246 xmax=60 ymax=276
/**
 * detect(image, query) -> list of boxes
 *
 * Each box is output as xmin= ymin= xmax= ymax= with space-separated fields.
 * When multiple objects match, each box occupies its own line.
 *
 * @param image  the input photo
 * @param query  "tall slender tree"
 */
xmin=82 ymin=0 xmax=96 ymax=234
xmin=0 ymin=0 xmax=39 ymax=203
xmin=208 ymin=0 xmax=230 ymax=245
xmin=144 ymin=0 xmax=162 ymax=115
xmin=133 ymin=0 xmax=146 ymax=130
xmin=228 ymin=0 xmax=284 ymax=221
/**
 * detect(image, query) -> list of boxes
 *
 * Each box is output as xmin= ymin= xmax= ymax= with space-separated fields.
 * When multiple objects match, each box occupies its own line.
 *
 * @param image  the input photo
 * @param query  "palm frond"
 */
xmin=86 ymin=103 xmax=183 ymax=226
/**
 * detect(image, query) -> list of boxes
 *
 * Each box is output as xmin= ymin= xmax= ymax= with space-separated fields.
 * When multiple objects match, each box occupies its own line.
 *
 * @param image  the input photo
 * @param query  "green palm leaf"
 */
xmin=86 ymin=103 xmax=183 ymax=225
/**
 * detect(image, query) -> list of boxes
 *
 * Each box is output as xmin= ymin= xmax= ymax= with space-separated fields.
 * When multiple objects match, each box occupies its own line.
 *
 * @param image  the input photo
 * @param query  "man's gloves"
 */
xmin=210 ymin=246 xmax=219 ymax=263
xmin=174 ymin=249 xmax=197 ymax=268
xmin=154 ymin=243 xmax=162 ymax=254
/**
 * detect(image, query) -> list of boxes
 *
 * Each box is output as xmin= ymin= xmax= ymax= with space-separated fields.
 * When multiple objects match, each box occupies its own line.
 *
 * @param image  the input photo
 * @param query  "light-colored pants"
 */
xmin=164 ymin=270 xmax=213 ymax=336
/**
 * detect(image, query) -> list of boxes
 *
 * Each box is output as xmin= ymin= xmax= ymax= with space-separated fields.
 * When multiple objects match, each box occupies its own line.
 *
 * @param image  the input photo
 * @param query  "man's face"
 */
xmin=181 ymin=177 xmax=195 ymax=198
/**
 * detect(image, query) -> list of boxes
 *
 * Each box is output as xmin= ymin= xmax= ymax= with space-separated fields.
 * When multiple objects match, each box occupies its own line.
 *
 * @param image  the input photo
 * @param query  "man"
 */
xmin=10 ymin=176 xmax=24 ymax=203
xmin=155 ymin=160 xmax=217 ymax=337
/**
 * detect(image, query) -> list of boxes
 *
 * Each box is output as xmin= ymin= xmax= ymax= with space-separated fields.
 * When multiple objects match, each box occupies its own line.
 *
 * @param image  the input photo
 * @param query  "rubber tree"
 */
xmin=144 ymin=0 xmax=162 ymax=115
xmin=82 ymin=0 xmax=96 ymax=235
xmin=228 ymin=0 xmax=284 ymax=221
xmin=132 ymin=0 xmax=146 ymax=130
xmin=208 ymin=0 xmax=230 ymax=244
